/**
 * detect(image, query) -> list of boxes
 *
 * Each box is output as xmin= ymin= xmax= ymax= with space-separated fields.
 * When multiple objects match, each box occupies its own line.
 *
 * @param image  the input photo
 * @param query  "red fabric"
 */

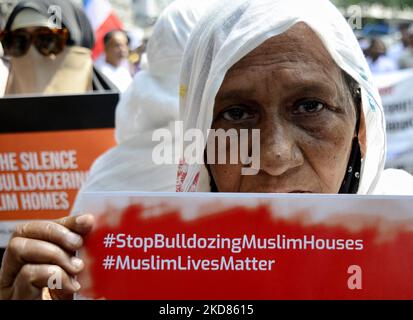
xmin=92 ymin=12 xmax=123 ymax=60
xmin=79 ymin=203 xmax=413 ymax=299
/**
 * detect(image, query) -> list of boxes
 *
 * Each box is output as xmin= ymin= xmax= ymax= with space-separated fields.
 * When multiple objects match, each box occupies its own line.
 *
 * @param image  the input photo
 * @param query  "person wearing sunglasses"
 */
xmin=0 ymin=0 xmax=112 ymax=96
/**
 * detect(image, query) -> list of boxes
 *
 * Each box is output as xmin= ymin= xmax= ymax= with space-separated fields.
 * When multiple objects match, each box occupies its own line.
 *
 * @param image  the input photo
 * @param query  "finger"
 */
xmin=12 ymin=214 xmax=95 ymax=252
xmin=11 ymin=264 xmax=80 ymax=300
xmin=13 ymin=221 xmax=84 ymax=253
xmin=0 ymin=237 xmax=84 ymax=288
xmin=56 ymin=214 xmax=95 ymax=235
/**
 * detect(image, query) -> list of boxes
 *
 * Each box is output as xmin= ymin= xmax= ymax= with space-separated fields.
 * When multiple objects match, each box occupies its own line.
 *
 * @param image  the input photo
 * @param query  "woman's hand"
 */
xmin=0 ymin=214 xmax=94 ymax=300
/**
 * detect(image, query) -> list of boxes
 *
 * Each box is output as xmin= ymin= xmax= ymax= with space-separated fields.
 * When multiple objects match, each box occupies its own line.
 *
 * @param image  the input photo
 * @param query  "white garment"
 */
xmin=0 ymin=59 xmax=8 ymax=96
xmin=374 ymin=169 xmax=413 ymax=195
xmin=97 ymin=60 xmax=132 ymax=92
xmin=398 ymin=48 xmax=413 ymax=69
xmin=177 ymin=0 xmax=413 ymax=195
xmin=71 ymin=0 xmax=213 ymax=213
xmin=366 ymin=56 xmax=397 ymax=74
xmin=10 ymin=8 xmax=55 ymax=30
xmin=387 ymin=42 xmax=404 ymax=64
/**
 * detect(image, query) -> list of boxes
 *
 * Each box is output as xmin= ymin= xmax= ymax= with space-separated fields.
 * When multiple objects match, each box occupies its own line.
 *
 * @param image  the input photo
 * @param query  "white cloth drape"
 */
xmin=71 ymin=0 xmax=213 ymax=213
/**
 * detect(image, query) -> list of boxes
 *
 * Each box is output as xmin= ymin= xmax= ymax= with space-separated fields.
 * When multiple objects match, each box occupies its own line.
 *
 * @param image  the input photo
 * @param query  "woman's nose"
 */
xmin=259 ymin=122 xmax=304 ymax=176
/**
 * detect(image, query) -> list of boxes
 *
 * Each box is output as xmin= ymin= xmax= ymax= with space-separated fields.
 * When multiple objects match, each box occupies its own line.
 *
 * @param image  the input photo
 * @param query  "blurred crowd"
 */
xmin=362 ymin=23 xmax=413 ymax=74
xmin=3 ymin=0 xmax=413 ymax=94
xmin=0 ymin=0 xmax=147 ymax=96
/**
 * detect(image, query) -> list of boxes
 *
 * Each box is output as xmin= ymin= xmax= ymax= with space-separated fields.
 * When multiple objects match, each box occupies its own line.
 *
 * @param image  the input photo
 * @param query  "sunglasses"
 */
xmin=0 ymin=27 xmax=69 ymax=57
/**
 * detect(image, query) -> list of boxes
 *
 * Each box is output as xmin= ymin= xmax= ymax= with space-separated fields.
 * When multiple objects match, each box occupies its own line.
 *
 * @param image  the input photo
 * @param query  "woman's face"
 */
xmin=208 ymin=23 xmax=359 ymax=193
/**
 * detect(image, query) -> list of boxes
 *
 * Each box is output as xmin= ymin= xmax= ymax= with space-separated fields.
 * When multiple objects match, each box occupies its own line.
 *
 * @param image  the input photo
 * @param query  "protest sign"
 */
xmin=374 ymin=69 xmax=413 ymax=173
xmin=76 ymin=192 xmax=413 ymax=300
xmin=0 ymin=93 xmax=118 ymax=247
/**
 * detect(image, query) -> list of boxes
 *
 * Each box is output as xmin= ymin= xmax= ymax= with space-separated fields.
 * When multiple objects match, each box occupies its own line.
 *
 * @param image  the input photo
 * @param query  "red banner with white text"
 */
xmin=76 ymin=193 xmax=413 ymax=300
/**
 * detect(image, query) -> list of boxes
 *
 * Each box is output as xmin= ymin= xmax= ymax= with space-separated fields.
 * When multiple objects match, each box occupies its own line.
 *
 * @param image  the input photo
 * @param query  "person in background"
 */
xmin=398 ymin=24 xmax=413 ymax=69
xmin=387 ymin=22 xmax=411 ymax=64
xmin=96 ymin=30 xmax=133 ymax=92
xmin=128 ymin=38 xmax=147 ymax=75
xmin=0 ymin=0 xmax=105 ymax=96
xmin=365 ymin=37 xmax=397 ymax=74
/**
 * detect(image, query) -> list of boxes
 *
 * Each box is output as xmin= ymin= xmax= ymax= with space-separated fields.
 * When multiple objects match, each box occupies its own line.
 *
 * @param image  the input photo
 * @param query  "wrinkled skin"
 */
xmin=0 ymin=214 xmax=94 ymax=300
xmin=208 ymin=23 xmax=366 ymax=193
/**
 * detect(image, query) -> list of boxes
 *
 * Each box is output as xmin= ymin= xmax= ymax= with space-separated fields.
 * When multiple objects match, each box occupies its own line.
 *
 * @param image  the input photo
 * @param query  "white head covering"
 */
xmin=177 ymin=0 xmax=388 ymax=194
xmin=4 ymin=6 xmax=94 ymax=96
xmin=10 ymin=8 xmax=55 ymax=30
xmin=71 ymin=0 xmax=214 ymax=213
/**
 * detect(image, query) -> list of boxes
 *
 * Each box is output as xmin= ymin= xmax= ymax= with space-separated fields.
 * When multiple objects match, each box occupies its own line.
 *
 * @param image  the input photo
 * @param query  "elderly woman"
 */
xmin=176 ymin=0 xmax=413 ymax=195
xmin=1 ymin=0 xmax=413 ymax=300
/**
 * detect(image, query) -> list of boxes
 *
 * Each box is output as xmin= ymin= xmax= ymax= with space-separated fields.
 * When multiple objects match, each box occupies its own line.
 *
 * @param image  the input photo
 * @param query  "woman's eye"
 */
xmin=293 ymin=100 xmax=325 ymax=115
xmin=221 ymin=106 xmax=256 ymax=122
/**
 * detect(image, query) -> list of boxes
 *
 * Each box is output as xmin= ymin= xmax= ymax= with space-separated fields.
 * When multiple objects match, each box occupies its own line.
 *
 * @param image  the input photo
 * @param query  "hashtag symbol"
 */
xmin=102 ymin=256 xmax=115 ymax=270
xmin=103 ymin=233 xmax=115 ymax=248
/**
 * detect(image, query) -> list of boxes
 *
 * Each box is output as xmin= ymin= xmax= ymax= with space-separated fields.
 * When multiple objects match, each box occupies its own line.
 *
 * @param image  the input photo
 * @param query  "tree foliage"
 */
xmin=334 ymin=0 xmax=413 ymax=8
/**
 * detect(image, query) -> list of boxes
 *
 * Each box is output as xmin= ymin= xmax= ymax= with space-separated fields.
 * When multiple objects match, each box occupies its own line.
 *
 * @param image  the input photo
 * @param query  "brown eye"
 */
xmin=293 ymin=100 xmax=325 ymax=115
xmin=220 ymin=106 xmax=257 ymax=122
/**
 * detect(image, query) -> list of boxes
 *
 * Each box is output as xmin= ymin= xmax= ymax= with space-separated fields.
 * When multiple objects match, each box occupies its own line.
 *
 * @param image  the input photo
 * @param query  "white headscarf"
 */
xmin=115 ymin=0 xmax=212 ymax=144
xmin=177 ymin=0 xmax=393 ymax=194
xmin=71 ymin=0 xmax=213 ymax=213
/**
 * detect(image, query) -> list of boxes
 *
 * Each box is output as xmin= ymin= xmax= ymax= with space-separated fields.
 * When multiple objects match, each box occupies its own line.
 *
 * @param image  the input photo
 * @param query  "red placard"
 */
xmin=76 ymin=193 xmax=413 ymax=300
